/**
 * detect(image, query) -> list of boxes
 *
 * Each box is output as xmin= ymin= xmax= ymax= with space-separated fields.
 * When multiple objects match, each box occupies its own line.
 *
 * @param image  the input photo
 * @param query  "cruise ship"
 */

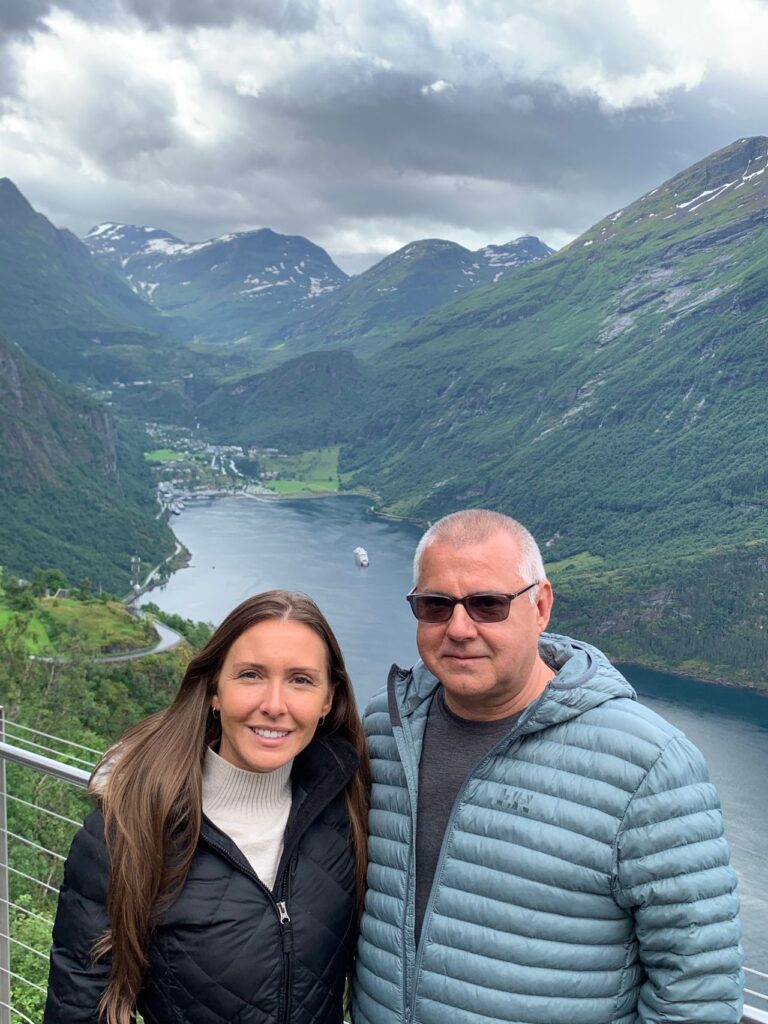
xmin=353 ymin=546 xmax=369 ymax=567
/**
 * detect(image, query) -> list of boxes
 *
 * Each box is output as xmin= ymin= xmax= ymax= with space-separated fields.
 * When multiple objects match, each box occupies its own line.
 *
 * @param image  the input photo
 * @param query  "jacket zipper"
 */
xmin=401 ymin=712 xmax=529 ymax=1024
xmin=389 ymin=714 xmax=422 ymax=1024
xmin=201 ymin=832 xmax=293 ymax=1023
xmin=276 ymin=897 xmax=293 ymax=1024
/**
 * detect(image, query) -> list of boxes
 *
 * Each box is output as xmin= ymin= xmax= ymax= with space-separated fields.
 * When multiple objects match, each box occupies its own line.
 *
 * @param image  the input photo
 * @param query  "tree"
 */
xmin=44 ymin=568 xmax=68 ymax=593
xmin=30 ymin=567 xmax=48 ymax=597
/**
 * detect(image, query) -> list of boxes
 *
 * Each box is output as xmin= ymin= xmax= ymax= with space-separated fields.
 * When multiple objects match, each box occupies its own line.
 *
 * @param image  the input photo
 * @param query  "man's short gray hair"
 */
xmin=413 ymin=509 xmax=546 ymax=602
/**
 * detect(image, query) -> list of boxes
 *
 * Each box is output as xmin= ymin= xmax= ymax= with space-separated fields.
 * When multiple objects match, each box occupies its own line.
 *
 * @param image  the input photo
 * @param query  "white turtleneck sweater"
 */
xmin=202 ymin=747 xmax=293 ymax=890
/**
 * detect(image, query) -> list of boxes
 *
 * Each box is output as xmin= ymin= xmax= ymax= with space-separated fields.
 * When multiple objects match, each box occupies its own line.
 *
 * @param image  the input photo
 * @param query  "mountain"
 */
xmin=0 ymin=334 xmax=175 ymax=590
xmin=200 ymin=137 xmax=768 ymax=683
xmin=0 ymin=179 xmax=189 ymax=383
xmin=84 ymin=223 xmax=349 ymax=349
xmin=338 ymin=138 xmax=768 ymax=527
xmin=84 ymin=223 xmax=552 ymax=359
xmin=277 ymin=236 xmax=554 ymax=353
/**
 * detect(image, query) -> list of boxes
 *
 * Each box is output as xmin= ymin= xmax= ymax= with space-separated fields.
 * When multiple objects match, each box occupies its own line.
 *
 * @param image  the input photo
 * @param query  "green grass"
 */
xmin=41 ymin=598 xmax=155 ymax=652
xmin=266 ymin=479 xmax=340 ymax=494
xmin=0 ymin=606 xmax=51 ymax=652
xmin=261 ymin=447 xmax=340 ymax=494
xmin=545 ymin=552 xmax=607 ymax=574
xmin=0 ymin=594 xmax=154 ymax=656
xmin=261 ymin=446 xmax=339 ymax=479
xmin=144 ymin=448 xmax=187 ymax=462
xmin=22 ymin=616 xmax=50 ymax=654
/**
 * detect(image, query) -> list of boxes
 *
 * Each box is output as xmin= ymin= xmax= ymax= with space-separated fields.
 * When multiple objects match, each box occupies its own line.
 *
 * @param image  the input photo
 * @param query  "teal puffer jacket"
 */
xmin=352 ymin=633 xmax=743 ymax=1024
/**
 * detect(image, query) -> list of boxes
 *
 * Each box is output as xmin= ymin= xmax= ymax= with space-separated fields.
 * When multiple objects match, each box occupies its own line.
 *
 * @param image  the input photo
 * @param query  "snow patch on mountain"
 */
xmin=306 ymin=277 xmax=340 ymax=297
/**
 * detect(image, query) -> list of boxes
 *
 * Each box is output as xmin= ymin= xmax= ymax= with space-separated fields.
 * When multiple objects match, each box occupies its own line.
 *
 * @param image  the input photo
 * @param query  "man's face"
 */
xmin=414 ymin=532 xmax=553 ymax=720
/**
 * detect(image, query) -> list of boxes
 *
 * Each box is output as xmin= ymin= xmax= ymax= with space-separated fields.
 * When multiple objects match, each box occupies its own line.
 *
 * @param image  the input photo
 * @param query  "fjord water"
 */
xmin=143 ymin=495 xmax=768 ymax=972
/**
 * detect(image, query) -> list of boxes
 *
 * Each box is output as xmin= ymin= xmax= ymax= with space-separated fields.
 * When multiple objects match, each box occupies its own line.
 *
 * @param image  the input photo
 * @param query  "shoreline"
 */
xmin=186 ymin=484 xmax=425 ymax=525
xmin=614 ymin=658 xmax=768 ymax=697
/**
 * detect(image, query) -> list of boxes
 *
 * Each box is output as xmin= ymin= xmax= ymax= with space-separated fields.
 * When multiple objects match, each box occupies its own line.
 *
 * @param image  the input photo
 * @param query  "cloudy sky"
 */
xmin=1 ymin=0 xmax=766 ymax=272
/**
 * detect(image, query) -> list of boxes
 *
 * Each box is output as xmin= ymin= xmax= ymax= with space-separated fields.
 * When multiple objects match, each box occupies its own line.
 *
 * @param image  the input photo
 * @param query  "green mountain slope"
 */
xmin=200 ymin=349 xmax=368 ymax=449
xmin=0 ymin=334 xmax=175 ymax=590
xmin=279 ymin=236 xmax=553 ymax=354
xmin=344 ymin=137 xmax=768 ymax=542
xmin=0 ymin=179 xmax=183 ymax=383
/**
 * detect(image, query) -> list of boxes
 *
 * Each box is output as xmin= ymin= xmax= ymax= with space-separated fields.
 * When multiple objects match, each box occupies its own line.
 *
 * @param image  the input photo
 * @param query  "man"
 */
xmin=352 ymin=509 xmax=743 ymax=1024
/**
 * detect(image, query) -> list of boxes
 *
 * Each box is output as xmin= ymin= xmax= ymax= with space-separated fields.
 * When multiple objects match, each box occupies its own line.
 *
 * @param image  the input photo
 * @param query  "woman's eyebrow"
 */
xmin=230 ymin=661 xmax=321 ymax=674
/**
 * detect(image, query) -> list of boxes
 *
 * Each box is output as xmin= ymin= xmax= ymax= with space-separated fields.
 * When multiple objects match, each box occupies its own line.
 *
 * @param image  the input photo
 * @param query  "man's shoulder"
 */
xmin=540 ymin=631 xmax=693 ymax=758
xmin=575 ymin=692 xmax=686 ymax=747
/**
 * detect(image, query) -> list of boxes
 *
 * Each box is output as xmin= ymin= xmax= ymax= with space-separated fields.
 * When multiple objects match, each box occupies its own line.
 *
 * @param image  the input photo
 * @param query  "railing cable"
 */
xmin=0 ymin=933 xmax=48 ymax=962
xmin=0 ymin=968 xmax=46 ymax=996
xmin=3 ymin=722 xmax=102 ymax=757
xmin=0 ymin=1000 xmax=36 ymax=1024
xmin=5 ymin=832 xmax=65 ymax=862
xmin=0 ymin=863 xmax=59 ymax=895
xmin=5 ymin=793 xmax=82 ymax=828
xmin=0 ymin=897 xmax=53 ymax=928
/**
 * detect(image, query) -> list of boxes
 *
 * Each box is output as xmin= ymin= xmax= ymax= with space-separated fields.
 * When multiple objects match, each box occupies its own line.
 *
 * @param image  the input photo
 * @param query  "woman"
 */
xmin=45 ymin=590 xmax=369 ymax=1024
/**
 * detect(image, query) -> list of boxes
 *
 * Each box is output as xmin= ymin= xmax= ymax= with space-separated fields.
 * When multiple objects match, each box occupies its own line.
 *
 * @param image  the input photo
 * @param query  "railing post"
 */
xmin=0 ymin=707 xmax=10 ymax=1024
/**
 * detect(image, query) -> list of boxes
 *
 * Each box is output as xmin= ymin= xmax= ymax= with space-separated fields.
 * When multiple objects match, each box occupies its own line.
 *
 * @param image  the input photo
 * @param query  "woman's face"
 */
xmin=213 ymin=618 xmax=333 ymax=773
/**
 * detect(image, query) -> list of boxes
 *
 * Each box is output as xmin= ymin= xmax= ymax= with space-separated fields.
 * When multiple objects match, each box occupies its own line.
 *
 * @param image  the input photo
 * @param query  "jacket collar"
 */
xmin=200 ymin=732 xmax=358 ymax=875
xmin=285 ymin=732 xmax=358 ymax=842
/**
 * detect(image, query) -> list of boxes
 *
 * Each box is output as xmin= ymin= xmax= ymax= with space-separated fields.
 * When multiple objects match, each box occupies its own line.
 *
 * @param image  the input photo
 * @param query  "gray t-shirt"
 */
xmin=414 ymin=687 xmax=520 ymax=945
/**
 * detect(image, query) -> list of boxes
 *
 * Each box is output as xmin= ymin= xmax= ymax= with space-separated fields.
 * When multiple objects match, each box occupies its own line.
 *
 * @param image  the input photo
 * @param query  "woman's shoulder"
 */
xmin=63 ymin=808 xmax=110 ymax=892
xmin=82 ymin=806 xmax=105 ymax=833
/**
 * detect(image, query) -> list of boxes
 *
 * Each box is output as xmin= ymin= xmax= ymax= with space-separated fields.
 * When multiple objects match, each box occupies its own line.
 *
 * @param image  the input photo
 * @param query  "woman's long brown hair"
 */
xmin=90 ymin=590 xmax=370 ymax=1024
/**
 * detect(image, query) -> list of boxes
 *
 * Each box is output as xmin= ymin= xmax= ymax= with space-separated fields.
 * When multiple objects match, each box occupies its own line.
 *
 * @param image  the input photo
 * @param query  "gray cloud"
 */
xmin=119 ymin=0 xmax=319 ymax=32
xmin=0 ymin=0 xmax=51 ymax=34
xmin=0 ymin=0 xmax=319 ymax=35
xmin=225 ymin=62 xmax=762 ymax=247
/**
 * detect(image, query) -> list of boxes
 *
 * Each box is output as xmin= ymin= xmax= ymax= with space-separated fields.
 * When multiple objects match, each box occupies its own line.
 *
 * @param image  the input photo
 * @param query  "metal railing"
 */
xmin=0 ymin=713 xmax=765 ymax=1023
xmin=0 ymin=711 xmax=91 ymax=1023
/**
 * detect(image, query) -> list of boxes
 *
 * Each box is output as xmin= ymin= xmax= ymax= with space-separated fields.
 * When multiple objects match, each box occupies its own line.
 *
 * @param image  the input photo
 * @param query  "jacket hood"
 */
xmin=388 ymin=630 xmax=636 ymax=736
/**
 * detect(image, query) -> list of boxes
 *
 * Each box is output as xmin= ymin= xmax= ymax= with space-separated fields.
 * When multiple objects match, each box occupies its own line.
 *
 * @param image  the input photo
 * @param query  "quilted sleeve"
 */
xmin=613 ymin=735 xmax=744 ymax=1024
xmin=44 ymin=815 xmax=112 ymax=1023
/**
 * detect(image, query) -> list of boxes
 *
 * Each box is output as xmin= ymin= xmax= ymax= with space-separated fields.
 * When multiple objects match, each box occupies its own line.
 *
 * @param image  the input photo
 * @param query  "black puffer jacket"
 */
xmin=45 ymin=736 xmax=359 ymax=1024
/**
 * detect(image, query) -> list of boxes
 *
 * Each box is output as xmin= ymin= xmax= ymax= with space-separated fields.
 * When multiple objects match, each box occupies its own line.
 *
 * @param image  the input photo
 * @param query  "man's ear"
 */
xmin=535 ymin=579 xmax=554 ymax=633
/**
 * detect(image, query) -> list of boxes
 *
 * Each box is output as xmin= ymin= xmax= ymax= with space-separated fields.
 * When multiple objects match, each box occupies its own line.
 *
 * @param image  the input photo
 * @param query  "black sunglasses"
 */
xmin=406 ymin=582 xmax=540 ymax=623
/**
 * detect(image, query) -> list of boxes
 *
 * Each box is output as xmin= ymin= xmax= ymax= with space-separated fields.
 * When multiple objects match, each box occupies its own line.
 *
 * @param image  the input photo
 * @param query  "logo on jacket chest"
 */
xmin=491 ymin=788 xmax=534 ymax=815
